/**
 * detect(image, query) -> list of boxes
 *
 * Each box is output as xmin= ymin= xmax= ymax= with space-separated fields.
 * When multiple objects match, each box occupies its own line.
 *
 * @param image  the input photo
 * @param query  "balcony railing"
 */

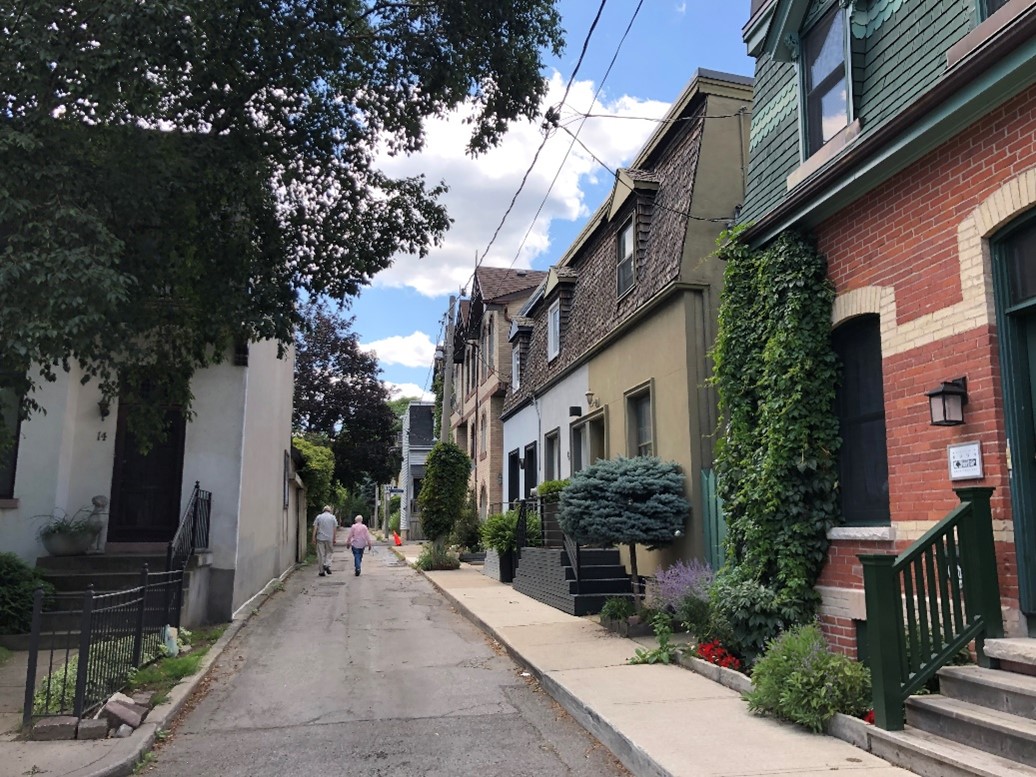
xmin=860 ymin=487 xmax=1004 ymax=730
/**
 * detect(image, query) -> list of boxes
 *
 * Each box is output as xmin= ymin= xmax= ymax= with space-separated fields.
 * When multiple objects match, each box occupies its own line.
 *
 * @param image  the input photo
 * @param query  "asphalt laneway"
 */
xmin=141 ymin=546 xmax=631 ymax=777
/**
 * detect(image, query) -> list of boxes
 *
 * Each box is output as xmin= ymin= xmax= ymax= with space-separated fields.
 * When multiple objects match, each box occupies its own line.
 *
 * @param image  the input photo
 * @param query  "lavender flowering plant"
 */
xmin=653 ymin=559 xmax=714 ymax=612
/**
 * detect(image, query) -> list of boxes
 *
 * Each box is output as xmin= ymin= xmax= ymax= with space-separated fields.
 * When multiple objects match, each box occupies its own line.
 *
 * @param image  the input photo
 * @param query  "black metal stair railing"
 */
xmin=166 ymin=482 xmax=212 ymax=572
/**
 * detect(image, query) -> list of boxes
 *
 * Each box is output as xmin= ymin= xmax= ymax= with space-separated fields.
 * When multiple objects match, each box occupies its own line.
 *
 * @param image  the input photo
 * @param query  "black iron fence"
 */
xmin=23 ymin=565 xmax=184 ymax=727
xmin=167 ymin=482 xmax=212 ymax=572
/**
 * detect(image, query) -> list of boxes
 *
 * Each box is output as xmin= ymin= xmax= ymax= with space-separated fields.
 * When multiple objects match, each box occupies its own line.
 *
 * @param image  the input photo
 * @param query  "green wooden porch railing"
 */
xmin=860 ymin=487 xmax=1004 ymax=730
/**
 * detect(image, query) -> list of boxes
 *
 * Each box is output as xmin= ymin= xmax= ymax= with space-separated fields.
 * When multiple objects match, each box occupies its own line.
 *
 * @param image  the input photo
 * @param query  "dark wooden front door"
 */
xmin=108 ymin=405 xmax=187 ymax=543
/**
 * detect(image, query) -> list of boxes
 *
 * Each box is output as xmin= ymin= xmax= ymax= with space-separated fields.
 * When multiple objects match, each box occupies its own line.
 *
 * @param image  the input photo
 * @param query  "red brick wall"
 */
xmin=810 ymin=82 xmax=1036 ymax=652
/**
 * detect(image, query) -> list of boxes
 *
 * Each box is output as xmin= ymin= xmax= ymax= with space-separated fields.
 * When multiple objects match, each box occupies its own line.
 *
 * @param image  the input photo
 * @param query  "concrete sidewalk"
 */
xmin=396 ymin=544 xmax=913 ymax=777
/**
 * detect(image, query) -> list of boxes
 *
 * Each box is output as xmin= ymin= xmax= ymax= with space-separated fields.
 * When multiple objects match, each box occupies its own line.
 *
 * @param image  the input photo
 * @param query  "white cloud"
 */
xmin=384 ymin=382 xmax=434 ymax=403
xmin=361 ymin=331 xmax=436 ymax=368
xmin=675 ymin=2 xmax=687 ymax=15
xmin=373 ymin=71 xmax=670 ymax=297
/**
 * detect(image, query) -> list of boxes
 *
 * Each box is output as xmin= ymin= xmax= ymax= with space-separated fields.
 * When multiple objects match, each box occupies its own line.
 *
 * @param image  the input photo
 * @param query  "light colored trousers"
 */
xmin=316 ymin=540 xmax=334 ymax=569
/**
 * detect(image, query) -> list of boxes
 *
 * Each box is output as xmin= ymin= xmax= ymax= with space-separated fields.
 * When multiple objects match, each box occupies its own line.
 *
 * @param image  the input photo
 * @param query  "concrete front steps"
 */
xmin=512 ymin=547 xmax=632 ymax=616
xmin=865 ymin=639 xmax=1036 ymax=776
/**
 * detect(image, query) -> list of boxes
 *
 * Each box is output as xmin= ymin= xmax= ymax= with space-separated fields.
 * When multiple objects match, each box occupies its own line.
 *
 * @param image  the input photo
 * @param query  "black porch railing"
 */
xmin=23 ymin=566 xmax=184 ymax=727
xmin=167 ymin=482 xmax=212 ymax=572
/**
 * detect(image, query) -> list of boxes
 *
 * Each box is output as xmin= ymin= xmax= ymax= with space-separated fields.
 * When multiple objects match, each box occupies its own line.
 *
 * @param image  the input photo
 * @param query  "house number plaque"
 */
xmin=947 ymin=441 xmax=983 ymax=481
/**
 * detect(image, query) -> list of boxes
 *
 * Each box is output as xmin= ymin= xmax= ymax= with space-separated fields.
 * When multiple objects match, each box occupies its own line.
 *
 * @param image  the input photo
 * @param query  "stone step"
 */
xmin=939 ymin=665 xmax=1036 ymax=720
xmin=562 ymin=548 xmax=621 ymax=566
xmin=568 ymin=577 xmax=632 ymax=595
xmin=40 ymin=571 xmax=150 ymax=592
xmin=36 ymin=554 xmax=168 ymax=573
xmin=987 ymin=639 xmax=1036 ymax=669
xmin=906 ymin=694 xmax=1036 ymax=767
xmin=565 ymin=564 xmax=628 ymax=580
xmin=869 ymin=725 xmax=1036 ymax=777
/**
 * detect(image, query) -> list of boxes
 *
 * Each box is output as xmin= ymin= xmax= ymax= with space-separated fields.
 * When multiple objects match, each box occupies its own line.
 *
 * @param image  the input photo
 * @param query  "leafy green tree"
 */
xmin=294 ymin=303 xmax=399 ymax=490
xmin=559 ymin=457 xmax=689 ymax=600
xmin=0 ymin=1 xmax=564 ymax=444
xmin=292 ymin=436 xmax=335 ymax=519
xmin=417 ymin=441 xmax=471 ymax=546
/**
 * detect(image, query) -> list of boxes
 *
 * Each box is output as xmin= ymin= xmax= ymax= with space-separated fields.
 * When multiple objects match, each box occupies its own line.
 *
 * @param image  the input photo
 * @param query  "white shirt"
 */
xmin=313 ymin=512 xmax=337 ymax=542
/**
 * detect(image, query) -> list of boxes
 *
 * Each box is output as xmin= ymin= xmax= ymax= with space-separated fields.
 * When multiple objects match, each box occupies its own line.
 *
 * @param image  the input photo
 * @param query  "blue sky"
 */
xmin=353 ymin=1 xmax=755 ymax=400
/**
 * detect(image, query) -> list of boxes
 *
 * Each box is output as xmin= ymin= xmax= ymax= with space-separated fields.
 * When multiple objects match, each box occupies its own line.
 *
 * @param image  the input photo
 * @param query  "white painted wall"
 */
xmin=232 ymin=339 xmax=297 ymax=615
xmin=502 ymin=403 xmax=537 ymax=501
xmin=1 ymin=367 xmax=117 ymax=562
xmin=536 ymin=365 xmax=588 ymax=483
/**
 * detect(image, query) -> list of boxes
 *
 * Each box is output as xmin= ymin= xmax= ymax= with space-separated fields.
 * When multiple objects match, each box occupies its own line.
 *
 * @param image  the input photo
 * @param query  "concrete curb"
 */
xmin=401 ymin=555 xmax=882 ymax=777
xmin=73 ymin=562 xmax=301 ymax=777
xmin=403 ymin=559 xmax=677 ymax=777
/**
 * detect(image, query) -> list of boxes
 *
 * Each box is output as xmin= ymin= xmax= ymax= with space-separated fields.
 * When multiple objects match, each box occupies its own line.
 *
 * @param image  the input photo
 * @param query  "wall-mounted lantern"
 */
xmin=926 ymin=377 xmax=968 ymax=426
xmin=98 ymin=398 xmax=111 ymax=420
xmin=585 ymin=390 xmax=600 ymax=409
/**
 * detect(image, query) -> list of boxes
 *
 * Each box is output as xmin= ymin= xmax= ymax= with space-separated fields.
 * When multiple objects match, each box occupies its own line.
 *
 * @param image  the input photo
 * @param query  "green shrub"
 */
xmin=388 ymin=510 xmax=401 ymax=533
xmin=709 ymin=565 xmax=799 ymax=664
xmin=480 ymin=509 xmax=543 ymax=554
xmin=536 ymin=479 xmax=569 ymax=503
xmin=451 ymin=490 xmax=481 ymax=551
xmin=600 ymin=596 xmax=635 ymax=621
xmin=414 ymin=543 xmax=461 ymax=571
xmin=676 ymin=594 xmax=711 ymax=639
xmin=745 ymin=623 xmax=871 ymax=732
xmin=0 ymin=552 xmax=54 ymax=634
xmin=417 ymin=441 xmax=471 ymax=543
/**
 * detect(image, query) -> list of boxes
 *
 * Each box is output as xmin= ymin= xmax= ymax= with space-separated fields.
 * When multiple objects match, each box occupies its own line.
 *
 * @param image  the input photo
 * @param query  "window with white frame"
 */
xmin=479 ymin=412 xmax=487 ymax=452
xmin=543 ymin=429 xmax=560 ymax=481
xmin=511 ymin=345 xmax=521 ymax=390
xmin=547 ymin=300 xmax=560 ymax=360
xmin=627 ymin=389 xmax=653 ymax=457
xmin=617 ymin=219 xmax=635 ymax=297
xmin=802 ymin=5 xmax=849 ymax=157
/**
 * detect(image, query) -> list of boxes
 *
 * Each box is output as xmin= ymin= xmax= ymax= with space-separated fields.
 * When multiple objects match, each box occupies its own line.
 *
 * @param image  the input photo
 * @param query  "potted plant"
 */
xmin=480 ymin=509 xmax=541 ymax=583
xmin=37 ymin=509 xmax=101 ymax=556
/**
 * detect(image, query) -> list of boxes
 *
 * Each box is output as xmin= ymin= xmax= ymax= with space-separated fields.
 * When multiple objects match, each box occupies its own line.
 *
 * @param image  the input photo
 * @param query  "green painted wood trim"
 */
xmin=992 ymin=228 xmax=1036 ymax=614
xmin=746 ymin=36 xmax=1036 ymax=246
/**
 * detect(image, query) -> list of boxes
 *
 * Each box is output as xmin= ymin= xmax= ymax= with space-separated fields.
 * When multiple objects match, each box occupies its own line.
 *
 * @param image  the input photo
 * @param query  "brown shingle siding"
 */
xmin=503 ymin=106 xmax=707 ymax=414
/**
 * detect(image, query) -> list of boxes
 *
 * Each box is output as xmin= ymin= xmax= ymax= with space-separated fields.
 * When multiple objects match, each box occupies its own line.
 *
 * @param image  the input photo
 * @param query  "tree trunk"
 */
xmin=629 ymin=542 xmax=640 ymax=609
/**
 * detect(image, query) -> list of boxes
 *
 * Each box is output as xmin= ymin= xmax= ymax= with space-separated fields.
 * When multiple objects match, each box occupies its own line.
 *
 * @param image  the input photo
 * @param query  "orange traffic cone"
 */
xmin=393 ymin=530 xmax=402 ymax=546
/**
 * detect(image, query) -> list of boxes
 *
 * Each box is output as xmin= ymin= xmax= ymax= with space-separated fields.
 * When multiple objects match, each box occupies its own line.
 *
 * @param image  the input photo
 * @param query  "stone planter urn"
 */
xmin=41 ymin=529 xmax=99 ymax=556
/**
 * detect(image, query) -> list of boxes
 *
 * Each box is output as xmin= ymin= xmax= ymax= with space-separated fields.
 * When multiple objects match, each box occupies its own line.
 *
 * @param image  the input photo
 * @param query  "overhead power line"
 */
xmin=509 ymin=0 xmax=645 ymax=269
xmin=559 ymin=123 xmax=733 ymax=224
xmin=465 ymin=0 xmax=611 ymax=291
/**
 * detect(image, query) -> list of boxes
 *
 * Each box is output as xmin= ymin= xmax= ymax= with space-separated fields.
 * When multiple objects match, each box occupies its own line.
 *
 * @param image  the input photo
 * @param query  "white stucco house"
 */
xmin=0 ymin=339 xmax=305 ymax=624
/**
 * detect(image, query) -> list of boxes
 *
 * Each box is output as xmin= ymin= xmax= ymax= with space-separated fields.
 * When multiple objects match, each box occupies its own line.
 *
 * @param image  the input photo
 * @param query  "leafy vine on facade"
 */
xmin=711 ymin=229 xmax=841 ymax=659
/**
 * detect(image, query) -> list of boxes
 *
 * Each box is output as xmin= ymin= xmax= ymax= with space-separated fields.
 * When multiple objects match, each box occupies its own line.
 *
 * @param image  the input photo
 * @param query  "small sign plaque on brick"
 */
xmin=948 ymin=441 xmax=983 ymax=481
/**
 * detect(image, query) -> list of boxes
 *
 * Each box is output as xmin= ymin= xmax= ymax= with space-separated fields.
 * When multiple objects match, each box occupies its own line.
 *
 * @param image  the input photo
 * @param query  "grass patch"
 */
xmin=0 ymin=646 xmax=12 ymax=667
xmin=125 ymin=623 xmax=228 ymax=703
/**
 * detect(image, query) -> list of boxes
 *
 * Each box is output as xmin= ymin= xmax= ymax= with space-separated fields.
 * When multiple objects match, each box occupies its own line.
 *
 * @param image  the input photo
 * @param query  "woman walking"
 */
xmin=345 ymin=514 xmax=373 ymax=576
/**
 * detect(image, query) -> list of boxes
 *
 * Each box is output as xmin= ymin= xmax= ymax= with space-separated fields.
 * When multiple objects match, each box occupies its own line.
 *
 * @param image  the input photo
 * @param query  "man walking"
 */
xmin=312 ymin=505 xmax=338 ymax=577
xmin=345 ymin=515 xmax=373 ymax=576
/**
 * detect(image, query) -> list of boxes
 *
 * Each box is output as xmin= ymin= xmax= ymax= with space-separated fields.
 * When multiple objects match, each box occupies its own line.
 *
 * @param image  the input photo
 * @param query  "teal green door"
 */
xmin=994 ymin=220 xmax=1036 ymax=619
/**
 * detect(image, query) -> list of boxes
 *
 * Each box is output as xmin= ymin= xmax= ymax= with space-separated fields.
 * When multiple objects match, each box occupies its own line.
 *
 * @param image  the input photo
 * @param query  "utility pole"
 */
xmin=440 ymin=295 xmax=456 ymax=439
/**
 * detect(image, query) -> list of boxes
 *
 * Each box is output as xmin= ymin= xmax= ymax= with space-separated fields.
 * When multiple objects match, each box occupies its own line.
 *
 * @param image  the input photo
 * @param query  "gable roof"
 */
xmin=473 ymin=266 xmax=547 ymax=303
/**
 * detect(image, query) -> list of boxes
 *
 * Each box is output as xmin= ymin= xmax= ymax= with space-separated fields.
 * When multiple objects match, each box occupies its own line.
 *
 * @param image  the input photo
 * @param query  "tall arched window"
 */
xmin=479 ymin=412 xmax=487 ymax=453
xmin=486 ymin=315 xmax=495 ymax=374
xmin=832 ymin=315 xmax=890 ymax=525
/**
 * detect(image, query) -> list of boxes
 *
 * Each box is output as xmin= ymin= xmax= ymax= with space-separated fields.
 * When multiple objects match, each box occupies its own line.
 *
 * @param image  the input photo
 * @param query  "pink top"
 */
xmin=345 ymin=522 xmax=373 ymax=549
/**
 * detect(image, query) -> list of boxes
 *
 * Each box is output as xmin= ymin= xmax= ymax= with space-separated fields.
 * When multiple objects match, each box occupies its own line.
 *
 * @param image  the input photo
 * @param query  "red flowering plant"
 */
xmin=695 ymin=639 xmax=742 ymax=672
xmin=861 ymin=709 xmax=875 ymax=725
